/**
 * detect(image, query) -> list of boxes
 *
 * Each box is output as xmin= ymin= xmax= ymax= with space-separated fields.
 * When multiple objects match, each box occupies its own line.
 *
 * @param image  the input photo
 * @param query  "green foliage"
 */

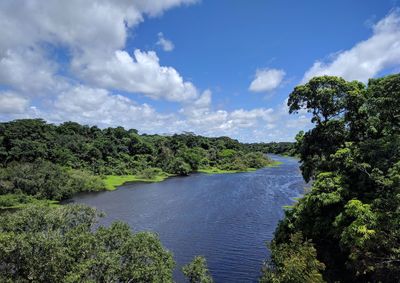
xmin=288 ymin=76 xmax=364 ymax=124
xmin=245 ymin=142 xmax=296 ymax=156
xmin=0 ymin=194 xmax=59 ymax=209
xmin=182 ymin=256 xmax=213 ymax=283
xmin=218 ymin=148 xmax=237 ymax=158
xmin=270 ymin=74 xmax=400 ymax=282
xmin=0 ymin=205 xmax=175 ymax=282
xmin=261 ymin=233 xmax=325 ymax=283
xmin=0 ymin=119 xmax=277 ymax=202
xmin=0 ymin=119 xmax=274 ymax=178
xmin=167 ymin=157 xmax=191 ymax=175
xmin=334 ymin=199 xmax=377 ymax=250
xmin=0 ymin=161 xmax=105 ymax=200
xmin=137 ymin=167 xmax=164 ymax=179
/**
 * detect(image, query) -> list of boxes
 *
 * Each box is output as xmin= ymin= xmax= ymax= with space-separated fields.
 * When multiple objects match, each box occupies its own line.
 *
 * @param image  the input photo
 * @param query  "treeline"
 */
xmin=0 ymin=119 xmax=275 ymax=205
xmin=244 ymin=142 xmax=296 ymax=156
xmin=0 ymin=119 xmax=273 ymax=175
xmin=262 ymin=74 xmax=400 ymax=282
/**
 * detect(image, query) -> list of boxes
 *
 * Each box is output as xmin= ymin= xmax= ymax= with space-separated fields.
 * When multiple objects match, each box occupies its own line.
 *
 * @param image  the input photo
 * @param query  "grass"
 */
xmin=269 ymin=160 xmax=283 ymax=167
xmin=198 ymin=160 xmax=283 ymax=175
xmin=197 ymin=167 xmax=257 ymax=174
xmin=0 ymin=194 xmax=59 ymax=209
xmin=103 ymin=172 xmax=172 ymax=190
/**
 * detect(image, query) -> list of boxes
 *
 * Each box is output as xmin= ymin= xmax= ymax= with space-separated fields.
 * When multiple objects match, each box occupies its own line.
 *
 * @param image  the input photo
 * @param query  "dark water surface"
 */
xmin=70 ymin=155 xmax=305 ymax=282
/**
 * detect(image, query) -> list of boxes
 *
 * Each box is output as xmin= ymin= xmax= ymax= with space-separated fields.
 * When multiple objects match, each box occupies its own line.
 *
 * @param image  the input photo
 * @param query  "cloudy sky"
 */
xmin=0 ymin=0 xmax=399 ymax=142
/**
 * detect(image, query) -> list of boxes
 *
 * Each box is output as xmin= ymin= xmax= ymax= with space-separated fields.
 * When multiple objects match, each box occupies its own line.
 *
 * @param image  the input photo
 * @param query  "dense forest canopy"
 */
xmin=262 ymin=74 xmax=400 ymax=282
xmin=0 ymin=119 xmax=285 ymax=206
xmin=0 ymin=119 xmax=286 ymax=175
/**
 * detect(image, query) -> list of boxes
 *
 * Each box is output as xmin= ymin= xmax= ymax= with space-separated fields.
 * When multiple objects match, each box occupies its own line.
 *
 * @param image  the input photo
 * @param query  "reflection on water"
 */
xmin=70 ymin=155 xmax=305 ymax=282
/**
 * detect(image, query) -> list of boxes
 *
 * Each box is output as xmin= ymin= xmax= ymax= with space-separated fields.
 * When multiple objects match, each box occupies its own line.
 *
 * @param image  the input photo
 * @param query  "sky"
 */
xmin=0 ymin=0 xmax=399 ymax=142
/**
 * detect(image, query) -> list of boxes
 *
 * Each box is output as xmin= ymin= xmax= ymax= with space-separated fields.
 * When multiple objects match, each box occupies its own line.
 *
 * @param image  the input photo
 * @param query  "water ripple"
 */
xmin=71 ymin=155 xmax=305 ymax=282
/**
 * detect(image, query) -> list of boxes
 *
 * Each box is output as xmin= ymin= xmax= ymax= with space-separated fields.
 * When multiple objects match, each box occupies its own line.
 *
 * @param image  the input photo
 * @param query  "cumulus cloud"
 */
xmin=157 ymin=32 xmax=175 ymax=51
xmin=178 ymin=90 xmax=278 ymax=138
xmin=249 ymin=68 xmax=286 ymax=93
xmin=303 ymin=10 xmax=400 ymax=83
xmin=0 ymin=48 xmax=64 ymax=94
xmin=42 ymin=87 xmax=280 ymax=140
xmin=0 ymin=0 xmax=198 ymax=101
xmin=51 ymin=86 xmax=177 ymax=132
xmin=75 ymin=49 xmax=197 ymax=101
xmin=0 ymin=92 xmax=29 ymax=114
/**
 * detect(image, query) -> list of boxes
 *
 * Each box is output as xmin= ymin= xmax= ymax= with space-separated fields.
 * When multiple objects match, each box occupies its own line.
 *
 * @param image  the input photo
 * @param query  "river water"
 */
xmin=69 ymin=155 xmax=305 ymax=282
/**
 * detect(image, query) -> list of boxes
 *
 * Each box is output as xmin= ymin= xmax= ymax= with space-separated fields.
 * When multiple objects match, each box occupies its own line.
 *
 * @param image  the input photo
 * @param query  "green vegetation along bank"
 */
xmin=0 ymin=119 xmax=278 ymax=208
xmin=261 ymin=74 xmax=400 ymax=282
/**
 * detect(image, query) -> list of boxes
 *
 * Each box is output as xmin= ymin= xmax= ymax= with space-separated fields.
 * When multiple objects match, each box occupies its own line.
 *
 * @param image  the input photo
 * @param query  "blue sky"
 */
xmin=0 ymin=0 xmax=399 ymax=141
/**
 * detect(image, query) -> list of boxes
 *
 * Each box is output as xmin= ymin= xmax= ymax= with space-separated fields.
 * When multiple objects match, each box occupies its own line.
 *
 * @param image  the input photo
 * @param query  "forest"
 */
xmin=0 ymin=73 xmax=399 ymax=282
xmin=262 ymin=74 xmax=400 ymax=282
xmin=0 ymin=119 xmax=285 ymax=208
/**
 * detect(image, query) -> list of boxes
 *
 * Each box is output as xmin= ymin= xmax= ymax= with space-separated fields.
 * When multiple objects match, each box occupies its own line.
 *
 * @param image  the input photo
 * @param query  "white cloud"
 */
xmin=0 ymin=0 xmax=198 ymax=102
xmin=47 ymin=87 xmax=280 ymax=140
xmin=75 ymin=49 xmax=197 ymax=101
xmin=249 ymin=68 xmax=285 ymax=93
xmin=50 ymin=86 xmax=176 ymax=132
xmin=0 ymin=91 xmax=29 ymax=114
xmin=178 ymin=90 xmax=278 ymax=138
xmin=303 ymin=10 xmax=400 ymax=83
xmin=0 ymin=48 xmax=64 ymax=94
xmin=157 ymin=32 xmax=175 ymax=51
xmin=132 ymin=0 xmax=198 ymax=17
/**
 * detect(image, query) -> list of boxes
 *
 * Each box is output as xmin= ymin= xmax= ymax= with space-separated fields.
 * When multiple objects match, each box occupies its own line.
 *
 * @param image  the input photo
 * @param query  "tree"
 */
xmin=288 ymin=76 xmax=364 ymax=125
xmin=261 ymin=233 xmax=325 ymax=283
xmin=167 ymin=157 xmax=191 ymax=175
xmin=270 ymin=74 xmax=400 ymax=282
xmin=182 ymin=256 xmax=213 ymax=283
xmin=0 ymin=205 xmax=175 ymax=282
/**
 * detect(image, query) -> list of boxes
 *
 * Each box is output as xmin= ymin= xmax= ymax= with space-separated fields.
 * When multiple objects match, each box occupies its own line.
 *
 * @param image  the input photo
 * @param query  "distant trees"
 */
xmin=264 ymin=74 xmax=400 ymax=282
xmin=0 ymin=119 xmax=273 ymax=179
xmin=244 ymin=142 xmax=296 ymax=156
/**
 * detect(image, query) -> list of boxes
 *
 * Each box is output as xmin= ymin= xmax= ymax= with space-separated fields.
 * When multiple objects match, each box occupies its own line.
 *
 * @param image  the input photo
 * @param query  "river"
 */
xmin=69 ymin=155 xmax=305 ymax=282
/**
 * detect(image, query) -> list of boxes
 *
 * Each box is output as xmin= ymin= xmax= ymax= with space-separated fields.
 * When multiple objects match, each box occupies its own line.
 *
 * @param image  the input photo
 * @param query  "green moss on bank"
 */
xmin=103 ymin=172 xmax=171 ymax=190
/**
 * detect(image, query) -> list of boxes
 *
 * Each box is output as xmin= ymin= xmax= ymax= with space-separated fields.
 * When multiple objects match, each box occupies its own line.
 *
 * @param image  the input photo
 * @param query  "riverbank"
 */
xmin=0 ymin=194 xmax=59 ymax=210
xmin=197 ymin=160 xmax=282 ymax=174
xmin=0 ymin=159 xmax=284 ymax=208
xmin=103 ymin=172 xmax=173 ymax=190
xmin=103 ymin=160 xmax=284 ymax=190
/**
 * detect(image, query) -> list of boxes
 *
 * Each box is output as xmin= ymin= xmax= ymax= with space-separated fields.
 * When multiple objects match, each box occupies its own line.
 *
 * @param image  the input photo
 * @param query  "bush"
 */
xmin=0 ymin=161 xmax=106 ymax=200
xmin=138 ymin=167 xmax=163 ymax=179
xmin=167 ymin=158 xmax=191 ymax=175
